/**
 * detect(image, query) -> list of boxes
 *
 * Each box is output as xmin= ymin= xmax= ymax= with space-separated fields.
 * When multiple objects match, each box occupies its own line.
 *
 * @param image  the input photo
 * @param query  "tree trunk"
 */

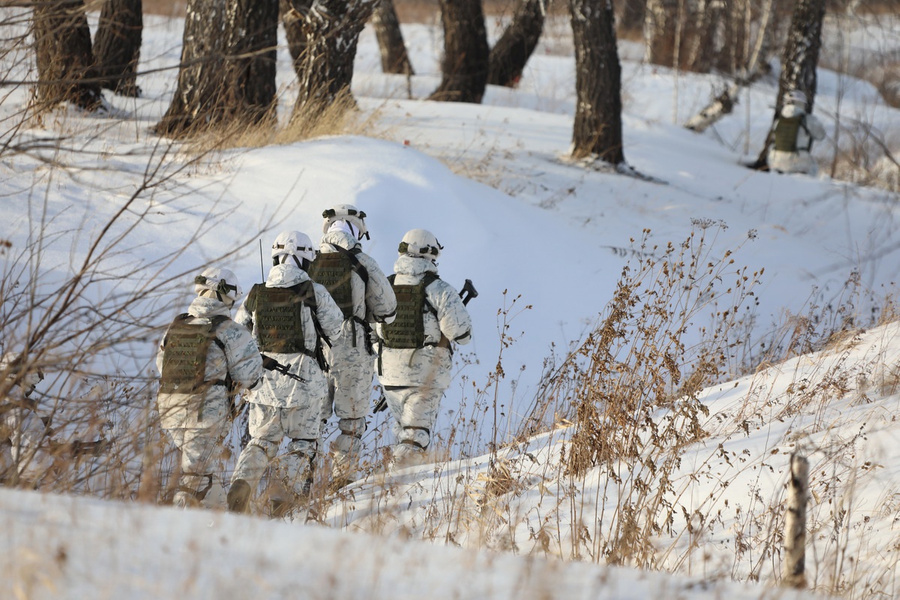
xmin=684 ymin=62 xmax=769 ymax=132
xmin=487 ymin=0 xmax=546 ymax=87
xmin=751 ymin=0 xmax=826 ymax=168
xmin=685 ymin=0 xmax=722 ymax=72
xmin=155 ymin=0 xmax=227 ymax=137
xmin=280 ymin=0 xmax=311 ymax=79
xmin=290 ymin=0 xmax=379 ymax=119
xmin=33 ymin=0 xmax=102 ymax=111
xmin=570 ymin=0 xmax=625 ymax=165
xmin=223 ymin=0 xmax=279 ymax=127
xmin=643 ymin=0 xmax=677 ymax=66
xmin=617 ymin=0 xmax=645 ymax=34
xmin=93 ymin=0 xmax=143 ymax=97
xmin=782 ymin=453 xmax=809 ymax=589
xmin=428 ymin=0 xmax=489 ymax=103
xmin=372 ymin=0 xmax=413 ymax=75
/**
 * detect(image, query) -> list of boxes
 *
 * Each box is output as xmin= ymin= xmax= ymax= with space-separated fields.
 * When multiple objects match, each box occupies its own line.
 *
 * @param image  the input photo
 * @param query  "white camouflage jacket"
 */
xmin=375 ymin=255 xmax=472 ymax=389
xmin=235 ymin=263 xmax=344 ymax=408
xmin=156 ymin=296 xmax=263 ymax=429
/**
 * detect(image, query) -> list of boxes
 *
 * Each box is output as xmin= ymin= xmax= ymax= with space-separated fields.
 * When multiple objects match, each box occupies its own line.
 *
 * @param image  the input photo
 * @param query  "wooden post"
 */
xmin=783 ymin=453 xmax=809 ymax=588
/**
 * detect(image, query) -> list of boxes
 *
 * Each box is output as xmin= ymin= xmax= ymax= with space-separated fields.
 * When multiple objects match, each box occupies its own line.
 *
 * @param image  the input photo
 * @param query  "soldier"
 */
xmin=308 ymin=204 xmax=396 ymax=488
xmin=375 ymin=229 xmax=472 ymax=469
xmin=0 ymin=353 xmax=49 ymax=486
xmin=156 ymin=267 xmax=263 ymax=509
xmin=228 ymin=230 xmax=343 ymax=515
xmin=767 ymin=90 xmax=826 ymax=175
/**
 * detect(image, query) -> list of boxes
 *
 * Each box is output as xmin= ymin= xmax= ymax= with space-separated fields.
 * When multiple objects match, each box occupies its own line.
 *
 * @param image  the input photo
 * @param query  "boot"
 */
xmin=227 ymin=478 xmax=252 ymax=514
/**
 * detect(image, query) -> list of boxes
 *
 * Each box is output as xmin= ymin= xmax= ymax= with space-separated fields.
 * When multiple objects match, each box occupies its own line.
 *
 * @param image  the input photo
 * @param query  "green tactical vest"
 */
xmin=245 ymin=282 xmax=316 ymax=354
xmin=159 ymin=314 xmax=228 ymax=394
xmin=308 ymin=248 xmax=368 ymax=320
xmin=773 ymin=115 xmax=809 ymax=152
xmin=380 ymin=272 xmax=440 ymax=349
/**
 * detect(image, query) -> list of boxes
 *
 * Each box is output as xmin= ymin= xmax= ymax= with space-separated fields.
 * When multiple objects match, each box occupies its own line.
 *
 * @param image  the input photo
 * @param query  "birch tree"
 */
xmin=155 ymin=0 xmax=227 ymax=136
xmin=93 ymin=0 xmax=143 ymax=97
xmin=752 ymin=0 xmax=826 ymax=168
xmin=429 ymin=0 xmax=490 ymax=102
xmin=488 ymin=0 xmax=548 ymax=87
xmin=222 ymin=0 xmax=279 ymax=127
xmin=289 ymin=0 xmax=380 ymax=118
xmin=373 ymin=0 xmax=413 ymax=75
xmin=33 ymin=0 xmax=102 ymax=111
xmin=157 ymin=0 xmax=279 ymax=136
xmin=570 ymin=0 xmax=625 ymax=165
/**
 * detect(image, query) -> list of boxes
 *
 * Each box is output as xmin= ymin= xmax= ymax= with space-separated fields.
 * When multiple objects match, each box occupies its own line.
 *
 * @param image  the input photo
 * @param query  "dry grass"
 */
xmin=5 ymin=204 xmax=900 ymax=598
xmin=179 ymin=89 xmax=381 ymax=157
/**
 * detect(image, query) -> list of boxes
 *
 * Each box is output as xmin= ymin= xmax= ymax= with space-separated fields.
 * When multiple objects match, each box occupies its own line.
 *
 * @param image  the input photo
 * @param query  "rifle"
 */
xmin=261 ymin=354 xmax=307 ymax=383
xmin=459 ymin=279 xmax=478 ymax=306
xmin=49 ymin=437 xmax=110 ymax=458
xmin=374 ymin=278 xmax=478 ymax=413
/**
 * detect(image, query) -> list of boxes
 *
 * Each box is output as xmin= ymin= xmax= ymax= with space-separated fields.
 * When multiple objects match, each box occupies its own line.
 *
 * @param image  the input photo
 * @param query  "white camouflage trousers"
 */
xmin=323 ymin=331 xmax=373 ymax=471
xmin=382 ymin=384 xmax=445 ymax=467
xmin=158 ymin=390 xmax=233 ymax=509
xmin=1 ymin=406 xmax=52 ymax=485
xmin=231 ymin=403 xmax=321 ymax=504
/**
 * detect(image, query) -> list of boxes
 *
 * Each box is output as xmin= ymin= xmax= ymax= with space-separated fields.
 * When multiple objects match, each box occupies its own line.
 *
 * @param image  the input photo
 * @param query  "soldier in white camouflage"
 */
xmin=767 ymin=90 xmax=826 ymax=175
xmin=227 ymin=230 xmax=343 ymax=515
xmin=156 ymin=267 xmax=263 ymax=509
xmin=1 ymin=352 xmax=49 ymax=486
xmin=375 ymin=229 xmax=472 ymax=469
xmin=309 ymin=204 xmax=397 ymax=487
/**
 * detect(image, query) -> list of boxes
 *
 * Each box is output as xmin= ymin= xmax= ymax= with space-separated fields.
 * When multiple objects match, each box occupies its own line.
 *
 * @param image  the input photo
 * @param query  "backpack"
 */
xmin=773 ymin=114 xmax=811 ymax=152
xmin=380 ymin=272 xmax=442 ymax=349
xmin=159 ymin=314 xmax=229 ymax=395
xmin=244 ymin=281 xmax=331 ymax=369
xmin=307 ymin=246 xmax=369 ymax=320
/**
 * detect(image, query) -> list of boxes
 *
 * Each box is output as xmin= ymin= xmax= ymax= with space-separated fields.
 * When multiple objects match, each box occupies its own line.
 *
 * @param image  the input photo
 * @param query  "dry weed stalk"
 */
xmin=543 ymin=225 xmax=764 ymax=566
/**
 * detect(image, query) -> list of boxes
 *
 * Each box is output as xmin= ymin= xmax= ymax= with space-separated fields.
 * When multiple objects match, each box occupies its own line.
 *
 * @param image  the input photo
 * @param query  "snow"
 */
xmin=2 ymin=7 xmax=900 ymax=600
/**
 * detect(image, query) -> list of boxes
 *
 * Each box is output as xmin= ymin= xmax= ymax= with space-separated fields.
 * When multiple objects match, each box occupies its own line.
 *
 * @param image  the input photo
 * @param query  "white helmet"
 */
xmin=193 ymin=267 xmax=242 ymax=304
xmin=784 ymin=90 xmax=807 ymax=107
xmin=398 ymin=228 xmax=443 ymax=259
xmin=271 ymin=230 xmax=316 ymax=265
xmin=322 ymin=204 xmax=369 ymax=240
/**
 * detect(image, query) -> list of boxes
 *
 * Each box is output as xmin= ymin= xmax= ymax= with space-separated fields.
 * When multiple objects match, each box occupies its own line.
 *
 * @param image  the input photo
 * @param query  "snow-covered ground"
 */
xmin=2 ymin=8 xmax=899 ymax=600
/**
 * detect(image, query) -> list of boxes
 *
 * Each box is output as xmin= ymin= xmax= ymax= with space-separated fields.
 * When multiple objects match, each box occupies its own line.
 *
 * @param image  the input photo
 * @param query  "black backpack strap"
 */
xmin=331 ymin=244 xmax=369 ymax=287
xmin=209 ymin=315 xmax=229 ymax=353
xmin=421 ymin=272 xmax=440 ymax=317
xmin=800 ymin=114 xmax=813 ymax=151
xmin=332 ymin=245 xmax=375 ymax=353
xmin=208 ymin=315 xmax=236 ymax=396
xmin=293 ymin=280 xmax=331 ymax=371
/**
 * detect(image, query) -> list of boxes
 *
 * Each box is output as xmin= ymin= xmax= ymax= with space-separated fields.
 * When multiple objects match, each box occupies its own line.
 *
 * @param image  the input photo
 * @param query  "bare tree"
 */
xmin=157 ymin=0 xmax=279 ymax=136
xmin=617 ymin=0 xmax=645 ymax=34
xmin=487 ymin=0 xmax=547 ymax=87
xmin=570 ymin=0 xmax=625 ymax=165
xmin=289 ymin=0 xmax=379 ymax=118
xmin=644 ymin=0 xmax=678 ymax=66
xmin=33 ymin=0 xmax=102 ymax=111
xmin=280 ymin=0 xmax=310 ymax=79
xmin=372 ymin=0 xmax=414 ymax=76
xmin=223 ymin=0 xmax=279 ymax=127
xmin=428 ymin=0 xmax=490 ymax=102
xmin=752 ymin=0 xmax=827 ymax=168
xmin=155 ymin=0 xmax=227 ymax=137
xmin=93 ymin=0 xmax=143 ymax=97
